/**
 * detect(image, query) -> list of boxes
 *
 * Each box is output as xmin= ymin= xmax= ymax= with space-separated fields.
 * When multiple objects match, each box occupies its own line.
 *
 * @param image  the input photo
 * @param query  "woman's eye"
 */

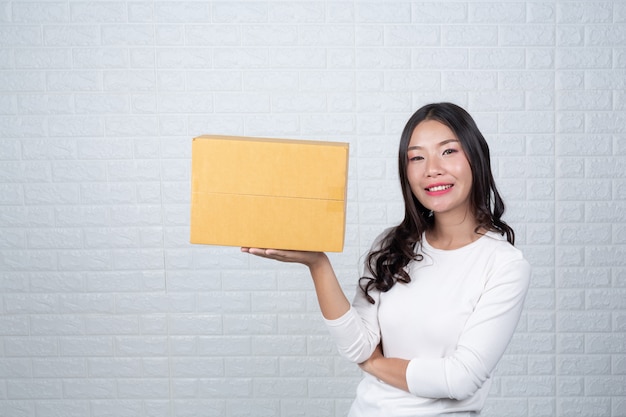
xmin=409 ymin=155 xmax=423 ymax=161
xmin=443 ymin=149 xmax=457 ymax=156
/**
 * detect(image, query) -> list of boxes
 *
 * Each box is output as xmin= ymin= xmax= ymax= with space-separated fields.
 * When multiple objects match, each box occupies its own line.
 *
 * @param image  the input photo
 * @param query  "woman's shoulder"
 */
xmin=480 ymin=231 xmax=529 ymax=264
xmin=480 ymin=231 xmax=531 ymax=280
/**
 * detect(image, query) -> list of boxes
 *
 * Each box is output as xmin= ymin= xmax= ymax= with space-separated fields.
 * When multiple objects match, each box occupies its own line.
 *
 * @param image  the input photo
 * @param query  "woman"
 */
xmin=243 ymin=102 xmax=531 ymax=416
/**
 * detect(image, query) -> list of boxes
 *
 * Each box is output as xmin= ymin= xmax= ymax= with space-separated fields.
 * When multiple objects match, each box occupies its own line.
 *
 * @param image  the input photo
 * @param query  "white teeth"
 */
xmin=428 ymin=185 xmax=452 ymax=192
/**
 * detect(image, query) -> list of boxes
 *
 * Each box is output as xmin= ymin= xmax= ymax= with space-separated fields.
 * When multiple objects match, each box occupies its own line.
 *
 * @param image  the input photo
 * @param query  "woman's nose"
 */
xmin=425 ymin=157 xmax=443 ymax=177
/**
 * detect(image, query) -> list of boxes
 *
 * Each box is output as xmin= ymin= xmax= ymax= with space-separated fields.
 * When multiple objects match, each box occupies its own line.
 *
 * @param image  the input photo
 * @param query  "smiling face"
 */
xmin=406 ymin=119 xmax=474 ymax=220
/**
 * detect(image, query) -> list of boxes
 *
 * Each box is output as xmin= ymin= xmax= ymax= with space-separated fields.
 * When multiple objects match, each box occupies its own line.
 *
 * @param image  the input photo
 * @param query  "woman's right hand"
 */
xmin=241 ymin=247 xmax=327 ymax=269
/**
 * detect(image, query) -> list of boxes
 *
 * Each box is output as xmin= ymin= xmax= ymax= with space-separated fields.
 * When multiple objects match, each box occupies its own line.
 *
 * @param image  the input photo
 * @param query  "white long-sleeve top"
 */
xmin=324 ymin=231 xmax=531 ymax=417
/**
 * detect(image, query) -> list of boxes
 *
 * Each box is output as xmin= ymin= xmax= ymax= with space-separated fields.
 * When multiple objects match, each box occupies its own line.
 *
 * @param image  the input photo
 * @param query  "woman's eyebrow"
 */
xmin=407 ymin=139 xmax=459 ymax=151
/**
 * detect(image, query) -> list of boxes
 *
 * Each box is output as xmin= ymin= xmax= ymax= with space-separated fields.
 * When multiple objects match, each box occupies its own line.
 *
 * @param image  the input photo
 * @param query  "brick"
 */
xmin=0 ymin=138 xmax=20 ymax=159
xmin=412 ymin=47 xmax=468 ymax=69
xmin=586 ymin=334 xmax=626 ymax=353
xmin=587 ymin=24 xmax=626 ymax=46
xmin=73 ymin=48 xmax=128 ymax=69
xmin=35 ymin=401 xmax=89 ymax=417
xmin=156 ymin=25 xmax=184 ymax=45
xmin=355 ymin=2 xmax=410 ymax=23
xmin=356 ymin=47 xmax=411 ymax=69
xmin=481 ymin=398 xmax=528 ymax=417
xmin=528 ymin=2 xmax=556 ymax=22
xmin=557 ymin=334 xmax=584 ymax=354
xmin=7 ymin=379 xmax=62 ymax=399
xmin=43 ymin=25 xmax=99 ymax=46
xmin=557 ymin=134 xmax=612 ymax=156
xmin=557 ymin=376 xmax=584 ymax=396
xmin=32 ymin=357 xmax=85 ymax=377
xmin=587 ymin=111 xmax=626 ymax=134
xmin=558 ymin=354 xmax=611 ymax=375
xmin=84 ymin=316 xmax=139 ymax=336
xmin=557 ymin=25 xmax=585 ymax=46
xmin=558 ymin=47 xmax=613 ymax=69
xmin=117 ymin=378 xmax=170 ymax=399
xmin=4 ymin=336 xmax=58 ymax=357
xmin=63 ymin=378 xmax=116 ymax=399
xmin=70 ymin=3 xmax=126 ymax=23
xmin=384 ymin=25 xmax=439 ymax=46
xmin=558 ymin=224 xmax=611 ymax=245
xmin=269 ymin=2 xmax=325 ymax=23
xmin=501 ymin=375 xmax=555 ymax=396
xmin=0 ymin=25 xmax=42 ymax=46
xmin=586 ymin=376 xmax=626 ymax=395
xmin=507 ymin=333 xmax=555 ymax=354
xmin=30 ymin=315 xmax=83 ymax=336
xmin=254 ymin=377 xmax=307 ymax=397
xmin=0 ymin=250 xmax=57 ymax=271
xmin=443 ymin=71 xmax=498 ymax=92
xmin=528 ymin=312 xmax=555 ymax=332
xmin=0 ymin=116 xmax=47 ymax=138
xmin=12 ymin=2 xmax=68 ymax=23
xmin=499 ymin=112 xmax=555 ymax=134
xmin=243 ymin=71 xmax=297 ymax=92
xmin=527 ymin=398 xmax=555 ymax=417
xmin=557 ymin=90 xmax=612 ymax=111
xmin=558 ymin=311 xmax=611 ymax=332
xmin=281 ymin=399 xmax=335 ymax=417
xmin=198 ymin=377 xmax=252 ymax=398
xmin=528 ymin=355 xmax=555 ymax=375
xmin=47 ymin=70 xmax=101 ymax=91
xmin=15 ymin=48 xmax=72 ymax=69
xmin=225 ymin=356 xmax=277 ymax=377
xmin=526 ymin=89 xmax=555 ymax=110
xmin=557 ymin=289 xmax=585 ymax=310
xmin=228 ymin=400 xmax=279 ymax=417
xmin=116 ymin=293 xmax=195 ymax=314
xmin=586 ymin=69 xmax=626 ymax=89
xmin=18 ymin=94 xmax=74 ymax=115
xmin=586 ymin=245 xmax=626 ymax=266
xmin=587 ymin=289 xmax=626 ymax=309
xmin=25 ymin=272 xmax=80 ymax=293
xmin=279 ymin=357 xmax=333 ymax=377
xmin=308 ymin=377 xmax=359 ymax=398
xmin=470 ymin=2 xmax=525 ymax=23
xmin=0 ymin=315 xmax=29 ymax=335
xmin=557 ymin=2 xmax=613 ymax=23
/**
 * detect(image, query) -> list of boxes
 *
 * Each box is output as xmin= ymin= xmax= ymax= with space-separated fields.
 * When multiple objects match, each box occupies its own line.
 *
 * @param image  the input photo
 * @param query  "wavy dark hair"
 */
xmin=359 ymin=102 xmax=515 ymax=304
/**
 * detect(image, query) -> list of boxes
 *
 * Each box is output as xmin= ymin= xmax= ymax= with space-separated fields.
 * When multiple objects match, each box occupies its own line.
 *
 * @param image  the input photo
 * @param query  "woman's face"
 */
xmin=406 ymin=119 xmax=474 ymax=220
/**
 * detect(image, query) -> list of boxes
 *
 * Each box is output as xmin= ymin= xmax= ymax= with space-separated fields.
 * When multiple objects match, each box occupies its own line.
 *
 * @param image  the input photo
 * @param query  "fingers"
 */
xmin=241 ymin=247 xmax=287 ymax=259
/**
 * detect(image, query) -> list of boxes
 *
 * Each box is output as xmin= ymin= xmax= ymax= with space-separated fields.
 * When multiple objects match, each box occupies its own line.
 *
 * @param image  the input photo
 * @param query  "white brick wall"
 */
xmin=0 ymin=1 xmax=624 ymax=416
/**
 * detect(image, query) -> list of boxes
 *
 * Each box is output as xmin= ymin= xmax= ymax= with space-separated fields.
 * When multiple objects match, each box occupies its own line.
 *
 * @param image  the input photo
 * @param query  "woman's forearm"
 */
xmin=359 ymin=345 xmax=410 ymax=392
xmin=308 ymin=254 xmax=351 ymax=320
xmin=241 ymin=248 xmax=351 ymax=321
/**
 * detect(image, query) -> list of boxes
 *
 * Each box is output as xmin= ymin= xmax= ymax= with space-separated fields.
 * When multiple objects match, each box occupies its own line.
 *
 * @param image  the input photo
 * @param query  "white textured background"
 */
xmin=0 ymin=1 xmax=625 ymax=416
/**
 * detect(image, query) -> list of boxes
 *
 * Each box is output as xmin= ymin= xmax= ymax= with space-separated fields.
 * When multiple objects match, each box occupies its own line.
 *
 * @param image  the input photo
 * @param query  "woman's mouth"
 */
xmin=426 ymin=184 xmax=453 ymax=192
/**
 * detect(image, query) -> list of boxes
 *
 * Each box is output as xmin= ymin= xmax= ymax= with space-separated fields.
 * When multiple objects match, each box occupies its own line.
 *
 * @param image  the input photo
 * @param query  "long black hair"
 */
xmin=359 ymin=102 xmax=514 ymax=304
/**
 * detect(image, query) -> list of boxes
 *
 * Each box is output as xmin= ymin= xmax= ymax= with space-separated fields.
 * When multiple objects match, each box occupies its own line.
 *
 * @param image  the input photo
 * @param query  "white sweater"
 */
xmin=325 ymin=231 xmax=531 ymax=417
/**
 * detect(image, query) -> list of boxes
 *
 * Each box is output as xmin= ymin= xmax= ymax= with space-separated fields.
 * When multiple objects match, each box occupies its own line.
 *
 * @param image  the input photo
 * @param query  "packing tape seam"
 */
xmin=191 ymin=191 xmax=346 ymax=202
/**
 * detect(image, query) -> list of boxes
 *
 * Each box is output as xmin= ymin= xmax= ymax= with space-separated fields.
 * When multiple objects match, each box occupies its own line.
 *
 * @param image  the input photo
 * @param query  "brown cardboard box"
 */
xmin=190 ymin=135 xmax=349 ymax=252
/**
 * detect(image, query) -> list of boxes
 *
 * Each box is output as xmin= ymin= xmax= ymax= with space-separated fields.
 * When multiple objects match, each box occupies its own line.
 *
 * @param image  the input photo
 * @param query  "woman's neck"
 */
xmin=426 ymin=211 xmax=482 ymax=250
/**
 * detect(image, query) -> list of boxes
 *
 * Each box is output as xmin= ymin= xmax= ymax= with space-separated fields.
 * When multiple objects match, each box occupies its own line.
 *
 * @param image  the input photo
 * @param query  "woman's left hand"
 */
xmin=358 ymin=344 xmax=410 ymax=392
xmin=359 ymin=344 xmax=384 ymax=375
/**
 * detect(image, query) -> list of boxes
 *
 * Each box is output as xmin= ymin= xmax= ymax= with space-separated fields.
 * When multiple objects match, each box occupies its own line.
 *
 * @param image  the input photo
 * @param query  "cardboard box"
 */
xmin=190 ymin=135 xmax=349 ymax=252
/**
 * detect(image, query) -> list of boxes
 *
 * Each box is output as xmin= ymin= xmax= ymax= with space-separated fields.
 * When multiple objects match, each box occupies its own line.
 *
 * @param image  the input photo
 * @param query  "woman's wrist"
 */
xmin=306 ymin=252 xmax=330 ymax=272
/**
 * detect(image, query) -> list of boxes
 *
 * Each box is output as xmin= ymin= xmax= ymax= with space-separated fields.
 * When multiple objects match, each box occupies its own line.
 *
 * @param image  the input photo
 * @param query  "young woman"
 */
xmin=242 ymin=102 xmax=531 ymax=416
